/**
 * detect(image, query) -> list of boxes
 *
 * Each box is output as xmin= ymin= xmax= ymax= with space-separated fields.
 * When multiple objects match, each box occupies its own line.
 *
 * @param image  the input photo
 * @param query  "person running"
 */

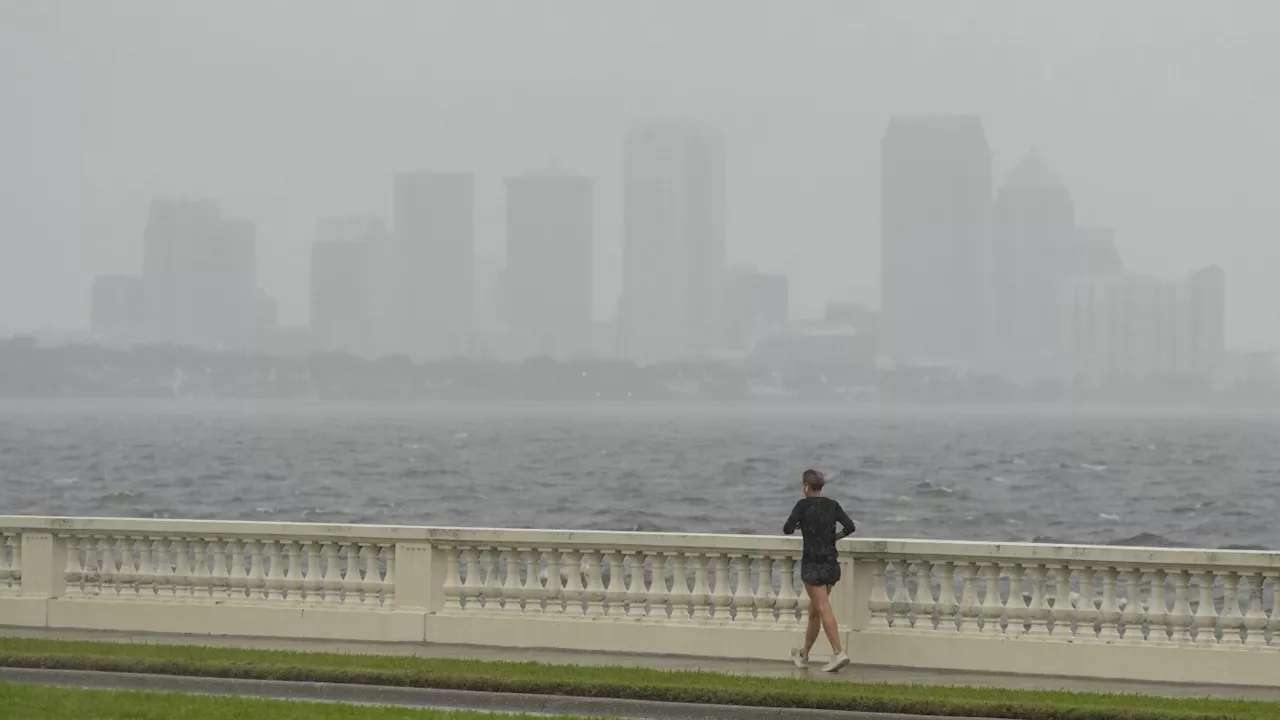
xmin=783 ymin=469 xmax=855 ymax=672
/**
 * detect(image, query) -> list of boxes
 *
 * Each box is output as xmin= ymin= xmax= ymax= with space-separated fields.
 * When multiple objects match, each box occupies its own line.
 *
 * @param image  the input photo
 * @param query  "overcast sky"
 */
xmin=2 ymin=0 xmax=1277 ymax=347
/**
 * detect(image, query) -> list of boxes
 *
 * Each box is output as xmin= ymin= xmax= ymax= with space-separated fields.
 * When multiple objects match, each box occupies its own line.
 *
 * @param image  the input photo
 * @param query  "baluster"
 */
xmin=1119 ymin=568 xmax=1146 ymax=642
xmin=934 ymin=561 xmax=959 ymax=632
xmin=582 ymin=550 xmax=606 ymax=617
xmin=96 ymin=536 xmax=113 ymax=596
xmin=602 ymin=550 xmax=625 ymax=618
xmin=542 ymin=549 xmax=562 ymax=614
xmin=114 ymin=537 xmax=134 ymax=595
xmin=687 ymin=553 xmax=711 ymax=622
xmin=976 ymin=563 xmax=1003 ymax=635
xmin=1192 ymin=571 xmax=1219 ymax=647
xmin=320 ymin=542 xmax=341 ymax=604
xmin=955 ymin=562 xmax=979 ymax=634
xmin=708 ymin=554 xmax=731 ymax=623
xmin=1145 ymin=569 xmax=1169 ymax=645
xmin=1003 ymin=564 xmax=1028 ymax=638
xmin=204 ymin=538 xmax=226 ymax=599
xmin=728 ymin=554 xmax=754 ymax=623
xmin=340 ymin=544 xmax=361 ymax=604
xmin=499 ymin=548 xmax=522 ymax=613
xmin=283 ymin=542 xmax=303 ymax=602
xmin=441 ymin=545 xmax=463 ymax=614
xmin=1243 ymin=572 xmax=1268 ymax=647
xmin=360 ymin=544 xmax=381 ymax=604
xmin=621 ymin=552 xmax=644 ymax=617
xmin=640 ymin=552 xmax=662 ymax=618
xmin=460 ymin=547 xmax=482 ymax=611
xmin=304 ymin=542 xmax=323 ymax=604
xmin=171 ymin=538 xmax=192 ymax=599
xmin=141 ymin=537 xmax=159 ymax=597
xmin=889 ymin=560 xmax=914 ymax=629
xmin=1169 ymin=570 xmax=1193 ymax=644
xmin=153 ymin=536 xmax=172 ymax=598
xmin=560 ymin=550 xmax=584 ymax=616
xmin=1074 ymin=565 xmax=1099 ymax=642
xmin=225 ymin=539 xmax=245 ymax=599
xmin=911 ymin=560 xmax=937 ymax=631
xmin=1220 ymin=572 xmax=1245 ymax=645
xmin=865 ymin=559 xmax=890 ymax=629
xmin=1097 ymin=567 xmax=1121 ymax=643
xmin=377 ymin=545 xmax=394 ymax=606
xmin=773 ymin=555 xmax=798 ymax=625
xmin=666 ymin=553 xmax=689 ymax=622
xmin=249 ymin=540 xmax=266 ymax=600
xmin=752 ymin=555 xmax=775 ymax=625
xmin=474 ymin=547 xmax=496 ymax=612
xmin=191 ymin=538 xmax=211 ymax=599
xmin=1050 ymin=564 xmax=1072 ymax=638
xmin=0 ymin=535 xmax=10 ymax=590
xmin=1024 ymin=564 xmax=1048 ymax=637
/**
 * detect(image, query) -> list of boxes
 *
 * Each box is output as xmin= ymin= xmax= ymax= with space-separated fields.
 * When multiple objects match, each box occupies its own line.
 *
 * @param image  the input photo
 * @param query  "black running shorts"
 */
xmin=801 ymin=562 xmax=840 ymax=588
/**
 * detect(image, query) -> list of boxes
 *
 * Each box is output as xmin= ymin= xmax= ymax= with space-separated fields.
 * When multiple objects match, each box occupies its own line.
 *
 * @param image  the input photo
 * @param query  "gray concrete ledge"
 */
xmin=0 ymin=667 xmax=994 ymax=720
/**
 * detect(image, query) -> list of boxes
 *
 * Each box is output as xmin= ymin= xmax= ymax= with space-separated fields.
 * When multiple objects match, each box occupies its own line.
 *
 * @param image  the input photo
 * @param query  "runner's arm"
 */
xmin=835 ymin=503 xmax=856 ymax=539
xmin=783 ymin=501 xmax=804 ymax=535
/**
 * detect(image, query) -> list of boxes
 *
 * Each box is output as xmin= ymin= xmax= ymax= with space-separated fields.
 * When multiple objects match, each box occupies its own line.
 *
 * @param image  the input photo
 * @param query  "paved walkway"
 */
xmin=3 ymin=627 xmax=1279 ymax=703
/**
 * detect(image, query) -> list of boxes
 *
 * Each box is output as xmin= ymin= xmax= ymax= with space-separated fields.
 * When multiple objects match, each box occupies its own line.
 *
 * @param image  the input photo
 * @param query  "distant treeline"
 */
xmin=0 ymin=336 xmax=1272 ymax=405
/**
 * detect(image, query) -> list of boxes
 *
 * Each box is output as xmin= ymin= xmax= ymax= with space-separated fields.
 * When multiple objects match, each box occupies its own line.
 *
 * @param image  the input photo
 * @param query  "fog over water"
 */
xmin=3 ymin=401 xmax=1277 ymax=550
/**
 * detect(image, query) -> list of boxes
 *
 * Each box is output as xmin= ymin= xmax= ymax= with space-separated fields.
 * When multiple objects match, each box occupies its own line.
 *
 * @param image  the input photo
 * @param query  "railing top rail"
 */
xmin=2 ymin=516 xmax=1278 ymax=569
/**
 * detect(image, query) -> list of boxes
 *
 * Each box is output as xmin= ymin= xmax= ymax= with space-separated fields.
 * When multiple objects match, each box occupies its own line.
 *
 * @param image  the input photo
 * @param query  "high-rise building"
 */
xmin=141 ymin=198 xmax=222 ymax=345
xmin=190 ymin=217 xmax=258 ymax=349
xmin=90 ymin=274 xmax=146 ymax=339
xmin=310 ymin=217 xmax=382 ymax=357
xmin=504 ymin=170 xmax=594 ymax=360
xmin=394 ymin=172 xmax=475 ymax=360
xmin=620 ymin=119 xmax=727 ymax=364
xmin=141 ymin=198 xmax=258 ymax=349
xmin=724 ymin=266 xmax=788 ymax=353
xmin=880 ymin=116 xmax=992 ymax=368
xmin=1062 ymin=266 xmax=1226 ymax=384
xmin=991 ymin=151 xmax=1076 ymax=364
xmin=1071 ymin=227 xmax=1124 ymax=277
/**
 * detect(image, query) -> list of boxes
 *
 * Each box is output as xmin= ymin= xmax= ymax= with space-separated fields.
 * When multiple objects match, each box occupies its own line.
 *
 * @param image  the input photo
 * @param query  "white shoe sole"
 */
xmin=823 ymin=655 xmax=850 ymax=673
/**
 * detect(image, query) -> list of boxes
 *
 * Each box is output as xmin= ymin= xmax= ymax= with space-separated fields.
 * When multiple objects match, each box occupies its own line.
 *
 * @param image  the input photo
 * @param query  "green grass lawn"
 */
xmin=0 ymin=637 xmax=1274 ymax=720
xmin=0 ymin=683 xmax=608 ymax=720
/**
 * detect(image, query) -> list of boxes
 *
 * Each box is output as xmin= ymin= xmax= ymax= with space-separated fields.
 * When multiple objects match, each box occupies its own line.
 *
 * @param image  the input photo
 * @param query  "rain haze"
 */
xmin=2 ymin=1 xmax=1280 ymax=548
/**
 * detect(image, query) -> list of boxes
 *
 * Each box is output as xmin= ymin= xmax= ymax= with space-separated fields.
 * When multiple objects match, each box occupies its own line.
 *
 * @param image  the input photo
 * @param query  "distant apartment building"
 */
xmin=1071 ymin=227 xmax=1124 ymax=277
xmin=90 ymin=274 xmax=146 ymax=338
xmin=619 ymin=119 xmax=727 ymax=364
xmin=1062 ymin=266 xmax=1226 ymax=385
xmin=394 ymin=172 xmax=474 ymax=359
xmin=724 ymin=266 xmax=788 ymax=353
xmin=310 ymin=217 xmax=383 ymax=357
xmin=141 ymin=198 xmax=259 ymax=349
xmin=880 ymin=115 xmax=993 ymax=368
xmin=504 ymin=169 xmax=594 ymax=360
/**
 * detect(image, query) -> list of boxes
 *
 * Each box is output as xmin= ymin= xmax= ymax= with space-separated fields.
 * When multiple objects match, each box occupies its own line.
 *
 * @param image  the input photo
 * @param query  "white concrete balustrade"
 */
xmin=1 ymin=516 xmax=1279 ymax=686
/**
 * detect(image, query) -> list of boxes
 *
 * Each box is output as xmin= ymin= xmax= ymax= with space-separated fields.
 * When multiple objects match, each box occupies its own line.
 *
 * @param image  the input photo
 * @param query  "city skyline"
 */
xmin=3 ymin=1 xmax=1276 ymax=349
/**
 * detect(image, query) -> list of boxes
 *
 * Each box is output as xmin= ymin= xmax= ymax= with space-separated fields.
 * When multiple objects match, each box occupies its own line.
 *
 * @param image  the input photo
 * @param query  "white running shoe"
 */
xmin=790 ymin=648 xmax=809 ymax=668
xmin=822 ymin=650 xmax=850 ymax=673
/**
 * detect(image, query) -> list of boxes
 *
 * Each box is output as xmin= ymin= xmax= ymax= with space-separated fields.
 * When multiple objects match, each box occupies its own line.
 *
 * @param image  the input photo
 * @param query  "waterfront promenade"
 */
xmin=3 ymin=515 xmax=1279 ymax=688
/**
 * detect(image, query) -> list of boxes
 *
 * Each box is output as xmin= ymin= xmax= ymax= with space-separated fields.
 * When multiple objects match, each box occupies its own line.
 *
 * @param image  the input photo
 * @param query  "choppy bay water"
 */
xmin=2 ymin=400 xmax=1278 ymax=550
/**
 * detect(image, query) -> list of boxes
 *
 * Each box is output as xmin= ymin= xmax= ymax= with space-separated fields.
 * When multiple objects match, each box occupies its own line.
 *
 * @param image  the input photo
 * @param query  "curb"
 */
xmin=0 ymin=667 xmax=997 ymax=720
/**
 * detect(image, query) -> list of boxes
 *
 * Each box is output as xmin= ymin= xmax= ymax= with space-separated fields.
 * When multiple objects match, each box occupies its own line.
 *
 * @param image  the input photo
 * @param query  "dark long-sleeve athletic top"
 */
xmin=783 ymin=496 xmax=856 ymax=567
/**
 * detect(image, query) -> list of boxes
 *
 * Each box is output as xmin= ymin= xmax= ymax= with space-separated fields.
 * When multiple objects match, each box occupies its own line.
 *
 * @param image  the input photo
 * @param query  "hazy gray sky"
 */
xmin=2 ymin=0 xmax=1277 ymax=347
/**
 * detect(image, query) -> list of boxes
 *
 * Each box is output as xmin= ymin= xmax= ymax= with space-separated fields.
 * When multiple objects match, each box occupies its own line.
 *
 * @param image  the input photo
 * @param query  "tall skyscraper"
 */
xmin=142 ymin=198 xmax=222 ymax=345
xmin=504 ymin=170 xmax=594 ymax=360
xmin=990 ymin=151 xmax=1076 ymax=365
xmin=310 ymin=217 xmax=381 ymax=357
xmin=880 ymin=116 xmax=992 ymax=368
xmin=724 ymin=266 xmax=788 ymax=353
xmin=142 ymin=198 xmax=258 ymax=349
xmin=620 ymin=119 xmax=727 ymax=364
xmin=394 ymin=172 xmax=475 ymax=359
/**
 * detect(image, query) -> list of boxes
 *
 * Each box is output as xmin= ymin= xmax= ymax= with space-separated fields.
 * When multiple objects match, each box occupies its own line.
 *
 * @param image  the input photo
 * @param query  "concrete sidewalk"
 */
xmin=3 ymin=627 xmax=1279 ymax=703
